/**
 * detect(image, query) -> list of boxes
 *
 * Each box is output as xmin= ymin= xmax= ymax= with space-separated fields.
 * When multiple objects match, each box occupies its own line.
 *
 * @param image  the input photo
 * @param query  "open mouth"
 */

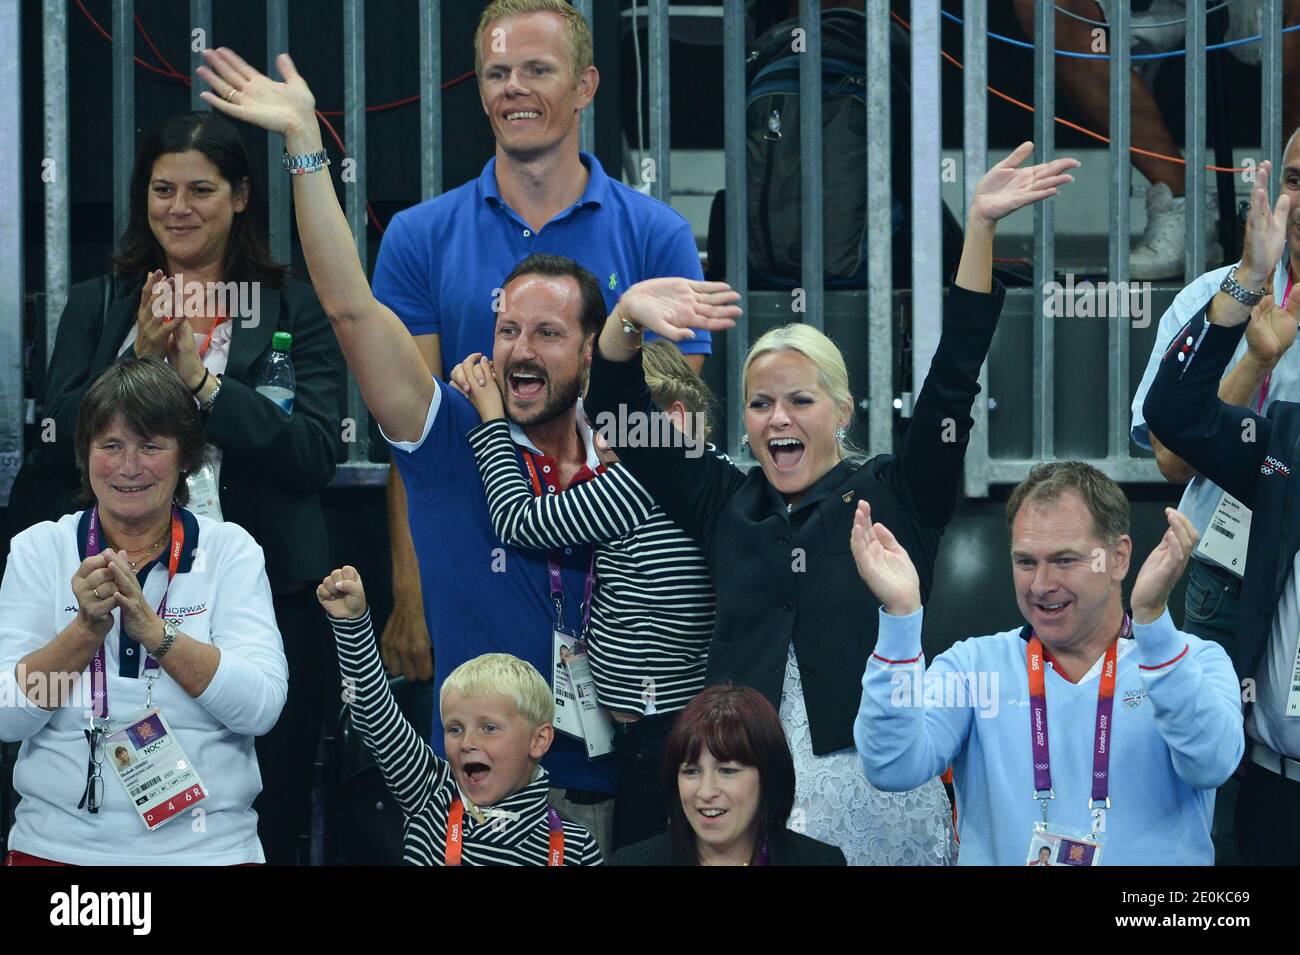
xmin=111 ymin=483 xmax=155 ymax=496
xmin=461 ymin=761 xmax=491 ymax=788
xmin=697 ymin=807 xmax=727 ymax=823
xmin=1034 ymin=600 xmax=1071 ymax=620
xmin=508 ymin=369 xmax=547 ymax=402
xmin=768 ymin=437 xmax=805 ymax=472
xmin=504 ymin=110 xmax=541 ymax=122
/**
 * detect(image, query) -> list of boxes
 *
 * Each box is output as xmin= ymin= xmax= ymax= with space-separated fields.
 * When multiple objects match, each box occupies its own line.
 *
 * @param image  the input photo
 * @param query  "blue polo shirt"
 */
xmin=385 ymin=381 xmax=614 ymax=792
xmin=371 ymin=151 xmax=710 ymax=367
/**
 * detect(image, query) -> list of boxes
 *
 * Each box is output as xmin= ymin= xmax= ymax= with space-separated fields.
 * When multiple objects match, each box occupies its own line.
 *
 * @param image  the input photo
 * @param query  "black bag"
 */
xmin=741 ymin=8 xmax=962 ymax=290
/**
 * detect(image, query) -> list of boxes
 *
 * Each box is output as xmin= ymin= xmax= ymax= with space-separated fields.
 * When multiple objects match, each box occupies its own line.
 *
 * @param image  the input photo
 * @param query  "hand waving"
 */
xmin=969 ymin=142 xmax=1080 ymax=227
xmin=614 ymin=278 xmax=740 ymax=342
xmin=1130 ymin=508 xmax=1198 ymax=625
xmin=849 ymin=501 xmax=922 ymax=617
xmin=198 ymin=48 xmax=317 ymax=138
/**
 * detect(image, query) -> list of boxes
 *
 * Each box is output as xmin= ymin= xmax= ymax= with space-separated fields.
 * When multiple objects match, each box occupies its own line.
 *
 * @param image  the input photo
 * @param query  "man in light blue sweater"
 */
xmin=853 ymin=461 xmax=1244 ymax=865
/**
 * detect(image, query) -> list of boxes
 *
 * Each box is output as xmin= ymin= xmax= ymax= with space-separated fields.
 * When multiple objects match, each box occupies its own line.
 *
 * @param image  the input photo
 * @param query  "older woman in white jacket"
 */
xmin=0 ymin=358 xmax=286 ymax=865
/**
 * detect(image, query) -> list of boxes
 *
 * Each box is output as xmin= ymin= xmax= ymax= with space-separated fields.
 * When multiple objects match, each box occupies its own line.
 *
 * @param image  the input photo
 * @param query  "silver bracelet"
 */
xmin=198 ymin=373 xmax=223 ymax=413
xmin=282 ymin=148 xmax=331 ymax=176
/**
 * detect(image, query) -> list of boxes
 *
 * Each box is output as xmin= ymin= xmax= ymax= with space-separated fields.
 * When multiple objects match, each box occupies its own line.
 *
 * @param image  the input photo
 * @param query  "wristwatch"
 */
xmin=1219 ymin=264 xmax=1270 ymax=307
xmin=154 ymin=617 xmax=181 ymax=659
xmin=282 ymin=148 xmax=331 ymax=176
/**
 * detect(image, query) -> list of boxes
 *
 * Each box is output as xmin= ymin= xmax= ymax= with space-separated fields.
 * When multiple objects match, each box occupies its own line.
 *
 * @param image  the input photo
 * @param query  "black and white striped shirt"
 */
xmin=329 ymin=610 xmax=603 ymax=866
xmin=467 ymin=419 xmax=716 ymax=715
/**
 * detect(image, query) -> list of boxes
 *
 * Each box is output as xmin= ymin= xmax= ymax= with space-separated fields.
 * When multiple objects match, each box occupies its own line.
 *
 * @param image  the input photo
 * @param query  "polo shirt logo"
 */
xmin=608 ymin=271 xmax=618 ymax=291
xmin=1261 ymin=455 xmax=1291 ymax=477
xmin=1122 ymin=688 xmax=1147 ymax=709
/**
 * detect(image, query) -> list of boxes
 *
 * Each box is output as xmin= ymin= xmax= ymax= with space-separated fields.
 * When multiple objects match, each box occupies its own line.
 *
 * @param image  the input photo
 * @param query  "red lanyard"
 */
xmin=1025 ymin=614 xmax=1129 ymax=826
xmin=1257 ymin=268 xmax=1295 ymax=412
xmin=444 ymin=797 xmax=565 ymax=866
xmin=85 ymin=506 xmax=184 ymax=721
xmin=196 ymin=313 xmax=228 ymax=359
xmin=521 ymin=450 xmax=596 ymax=633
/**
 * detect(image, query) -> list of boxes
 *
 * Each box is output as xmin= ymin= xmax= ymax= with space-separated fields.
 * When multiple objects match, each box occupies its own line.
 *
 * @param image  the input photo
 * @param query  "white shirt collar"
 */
xmin=506 ymin=400 xmax=602 ymax=473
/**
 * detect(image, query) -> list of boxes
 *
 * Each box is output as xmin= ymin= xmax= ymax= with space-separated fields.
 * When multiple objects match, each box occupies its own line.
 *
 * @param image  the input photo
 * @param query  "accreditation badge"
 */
xmin=104 ymin=707 xmax=208 ymax=831
xmin=551 ymin=629 xmax=585 ymax=742
xmin=565 ymin=646 xmax=614 ymax=759
xmin=185 ymin=448 xmax=224 ymax=522
xmin=1194 ymin=491 xmax=1250 ymax=576
xmin=1026 ymin=823 xmax=1104 ymax=867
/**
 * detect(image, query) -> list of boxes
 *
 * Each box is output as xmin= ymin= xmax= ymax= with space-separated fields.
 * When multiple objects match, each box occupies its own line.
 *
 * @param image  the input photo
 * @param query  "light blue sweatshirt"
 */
xmin=855 ymin=607 xmax=1243 ymax=865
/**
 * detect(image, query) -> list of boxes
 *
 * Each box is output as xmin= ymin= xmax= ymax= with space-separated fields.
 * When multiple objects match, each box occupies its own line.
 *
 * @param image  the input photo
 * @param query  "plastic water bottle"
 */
xmin=255 ymin=331 xmax=296 ymax=414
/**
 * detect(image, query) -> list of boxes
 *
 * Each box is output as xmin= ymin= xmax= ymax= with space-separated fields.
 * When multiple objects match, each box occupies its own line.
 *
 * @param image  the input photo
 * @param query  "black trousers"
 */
xmin=253 ymin=585 xmax=339 ymax=866
xmin=612 ymin=712 xmax=678 ymax=852
xmin=1234 ymin=759 xmax=1300 ymax=865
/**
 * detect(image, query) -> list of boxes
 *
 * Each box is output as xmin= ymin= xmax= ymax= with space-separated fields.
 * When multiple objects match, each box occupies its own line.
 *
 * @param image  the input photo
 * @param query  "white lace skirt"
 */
xmin=779 ymin=644 xmax=957 ymax=866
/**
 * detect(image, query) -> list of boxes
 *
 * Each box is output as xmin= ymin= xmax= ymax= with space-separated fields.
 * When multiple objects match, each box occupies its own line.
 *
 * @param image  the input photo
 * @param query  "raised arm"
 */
xmin=1143 ymin=164 xmax=1292 ymax=508
xmin=583 ymin=279 xmax=745 ymax=543
xmin=198 ymin=48 xmax=433 ymax=444
xmin=319 ymin=568 xmax=442 ymax=821
xmin=896 ymin=143 xmax=1077 ymax=529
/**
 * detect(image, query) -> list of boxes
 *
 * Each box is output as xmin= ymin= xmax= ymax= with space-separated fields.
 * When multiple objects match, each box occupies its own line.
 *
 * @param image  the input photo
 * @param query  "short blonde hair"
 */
xmin=643 ymin=339 xmax=716 ymax=442
xmin=439 ymin=653 xmax=555 ymax=728
xmin=474 ymin=0 xmax=594 ymax=81
xmin=743 ymin=324 xmax=861 ymax=458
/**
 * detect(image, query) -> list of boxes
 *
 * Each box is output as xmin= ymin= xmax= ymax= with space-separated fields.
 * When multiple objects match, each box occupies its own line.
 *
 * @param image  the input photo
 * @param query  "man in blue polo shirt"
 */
xmin=370 ymin=0 xmax=711 ymax=837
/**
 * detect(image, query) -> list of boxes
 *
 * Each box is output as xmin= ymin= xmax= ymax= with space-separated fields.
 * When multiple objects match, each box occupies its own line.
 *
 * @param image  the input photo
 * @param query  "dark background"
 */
xmin=7 ymin=0 xmax=1260 ymax=651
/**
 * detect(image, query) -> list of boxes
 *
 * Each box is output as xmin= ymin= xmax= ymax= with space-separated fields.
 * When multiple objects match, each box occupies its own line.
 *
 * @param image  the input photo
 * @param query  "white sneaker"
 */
xmin=1129 ymin=182 xmax=1224 ymax=280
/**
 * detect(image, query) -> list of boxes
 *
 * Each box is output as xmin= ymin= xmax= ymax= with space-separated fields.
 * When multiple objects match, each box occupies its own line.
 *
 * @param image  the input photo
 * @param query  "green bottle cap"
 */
xmin=272 ymin=331 xmax=293 ymax=352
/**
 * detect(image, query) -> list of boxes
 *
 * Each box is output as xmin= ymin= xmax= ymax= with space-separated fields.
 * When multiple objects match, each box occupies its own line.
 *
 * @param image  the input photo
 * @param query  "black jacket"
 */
xmin=19 ymin=272 xmax=345 ymax=594
xmin=1143 ymin=306 xmax=1292 ymax=682
xmin=609 ymin=829 xmax=847 ymax=866
xmin=585 ymin=283 xmax=1006 ymax=754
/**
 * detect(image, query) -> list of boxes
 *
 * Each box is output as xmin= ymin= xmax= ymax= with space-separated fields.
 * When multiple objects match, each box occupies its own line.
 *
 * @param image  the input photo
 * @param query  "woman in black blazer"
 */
xmin=611 ymin=685 xmax=845 ymax=866
xmin=588 ymin=144 xmax=1079 ymax=864
xmin=14 ymin=112 xmax=344 ymax=865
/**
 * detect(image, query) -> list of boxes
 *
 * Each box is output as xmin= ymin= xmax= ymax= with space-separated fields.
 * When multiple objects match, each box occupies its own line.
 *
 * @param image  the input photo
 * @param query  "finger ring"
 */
xmin=93 ymin=587 xmax=103 ymax=600
xmin=225 ymin=87 xmax=240 ymax=102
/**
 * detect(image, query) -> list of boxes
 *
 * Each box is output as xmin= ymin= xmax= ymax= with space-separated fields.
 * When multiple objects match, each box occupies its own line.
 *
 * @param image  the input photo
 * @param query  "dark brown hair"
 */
xmin=661 ymin=685 xmax=796 ymax=865
xmin=113 ymin=111 xmax=287 ymax=287
xmin=1006 ymin=460 xmax=1131 ymax=545
xmin=75 ymin=358 xmax=207 ymax=507
xmin=500 ymin=253 xmax=607 ymax=340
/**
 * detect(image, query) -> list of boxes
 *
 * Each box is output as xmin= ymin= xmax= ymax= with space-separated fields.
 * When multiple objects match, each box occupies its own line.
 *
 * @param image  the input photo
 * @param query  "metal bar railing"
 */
xmin=190 ymin=0 xmax=211 ymax=112
xmin=961 ymin=0 xmax=988 ymax=495
xmin=44 ymin=0 xmax=70 ymax=367
xmin=647 ymin=0 xmax=671 ymax=203
xmin=343 ymin=0 xmax=371 ymax=463
xmin=419 ymin=0 xmax=443 ymax=199
xmin=266 ymin=0 xmax=291 ymax=264
xmin=865 ymin=0 xmax=893 ymax=456
xmin=723 ymin=0 xmax=748 ymax=456
xmin=910 ymin=0 xmax=941 ymax=402
xmin=1184 ymin=0 xmax=1206 ymax=280
xmin=0 ymin=0 xmax=22 ymax=504
xmin=1031 ymin=0 xmax=1055 ymax=460
xmin=799 ymin=0 xmax=824 ymax=330
xmin=1107 ymin=1 xmax=1131 ymax=460
xmin=575 ymin=0 xmax=595 ymax=155
xmin=1263 ymin=0 xmax=1284 ymax=197
xmin=112 ymin=0 xmax=135 ymax=242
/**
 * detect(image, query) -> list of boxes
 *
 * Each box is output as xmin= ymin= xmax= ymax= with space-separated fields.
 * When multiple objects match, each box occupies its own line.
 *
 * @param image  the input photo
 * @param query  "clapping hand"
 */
xmin=969 ymin=142 xmax=1080 ymax=228
xmin=105 ymin=550 xmax=166 ymax=650
xmin=613 ymin=278 xmax=740 ymax=342
xmin=71 ymin=555 xmax=119 ymax=641
xmin=1245 ymin=289 xmax=1300 ymax=368
xmin=318 ymin=566 xmax=368 ymax=620
xmin=1237 ymin=160 xmax=1291 ymax=292
xmin=449 ymin=353 xmax=505 ymax=422
xmin=1130 ymin=508 xmax=1199 ymax=625
xmin=849 ymin=501 xmax=922 ymax=617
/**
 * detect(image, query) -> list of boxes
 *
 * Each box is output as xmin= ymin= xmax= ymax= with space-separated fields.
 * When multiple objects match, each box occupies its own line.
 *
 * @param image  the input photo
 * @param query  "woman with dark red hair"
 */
xmin=610 ymin=686 xmax=845 ymax=865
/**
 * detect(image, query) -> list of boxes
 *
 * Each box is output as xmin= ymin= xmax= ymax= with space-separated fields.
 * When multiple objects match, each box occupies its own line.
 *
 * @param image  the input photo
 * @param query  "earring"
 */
xmin=835 ymin=427 xmax=847 ymax=443
xmin=741 ymin=433 xmax=750 ymax=446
